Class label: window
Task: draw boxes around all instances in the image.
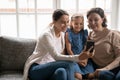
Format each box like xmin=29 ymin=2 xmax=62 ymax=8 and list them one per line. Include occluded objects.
xmin=0 ymin=0 xmax=16 ymax=37
xmin=60 ymin=0 xmax=112 ymax=30
xmin=0 ymin=0 xmax=119 ymax=39
xmin=60 ymin=0 xmax=76 ymax=13
xmin=0 ymin=15 xmax=17 ymax=37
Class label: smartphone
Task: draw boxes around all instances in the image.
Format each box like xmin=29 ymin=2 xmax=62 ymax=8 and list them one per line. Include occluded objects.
xmin=85 ymin=40 xmax=94 ymax=53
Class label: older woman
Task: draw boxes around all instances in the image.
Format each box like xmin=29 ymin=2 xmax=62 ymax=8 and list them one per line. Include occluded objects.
xmin=87 ymin=7 xmax=120 ymax=80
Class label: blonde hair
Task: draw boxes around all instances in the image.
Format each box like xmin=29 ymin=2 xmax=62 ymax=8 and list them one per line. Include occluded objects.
xmin=71 ymin=13 xmax=84 ymax=21
xmin=70 ymin=13 xmax=84 ymax=30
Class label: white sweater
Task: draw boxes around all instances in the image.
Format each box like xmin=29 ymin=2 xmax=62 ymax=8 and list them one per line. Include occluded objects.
xmin=23 ymin=26 xmax=79 ymax=80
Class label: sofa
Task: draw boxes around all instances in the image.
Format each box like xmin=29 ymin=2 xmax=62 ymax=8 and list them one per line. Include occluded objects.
xmin=0 ymin=36 xmax=98 ymax=80
xmin=0 ymin=36 xmax=36 ymax=80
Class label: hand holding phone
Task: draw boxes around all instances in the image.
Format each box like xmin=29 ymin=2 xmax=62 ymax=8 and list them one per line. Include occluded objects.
xmin=85 ymin=40 xmax=94 ymax=53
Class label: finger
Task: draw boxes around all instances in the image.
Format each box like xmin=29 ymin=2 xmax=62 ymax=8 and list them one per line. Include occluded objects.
xmin=80 ymin=63 xmax=85 ymax=67
xmin=83 ymin=45 xmax=86 ymax=51
xmin=89 ymin=50 xmax=95 ymax=58
xmin=94 ymin=71 xmax=98 ymax=77
xmin=93 ymin=49 xmax=95 ymax=53
xmin=92 ymin=50 xmax=95 ymax=56
xmin=96 ymin=70 xmax=100 ymax=77
xmin=88 ymin=46 xmax=94 ymax=52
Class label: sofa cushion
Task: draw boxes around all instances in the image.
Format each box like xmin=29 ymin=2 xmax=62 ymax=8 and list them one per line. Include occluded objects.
xmin=0 ymin=71 xmax=22 ymax=80
xmin=0 ymin=36 xmax=36 ymax=71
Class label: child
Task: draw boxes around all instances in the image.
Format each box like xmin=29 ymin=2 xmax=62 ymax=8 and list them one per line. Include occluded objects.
xmin=65 ymin=13 xmax=94 ymax=80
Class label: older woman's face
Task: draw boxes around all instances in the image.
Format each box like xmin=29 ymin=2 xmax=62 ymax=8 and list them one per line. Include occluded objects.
xmin=87 ymin=13 xmax=104 ymax=32
xmin=54 ymin=15 xmax=69 ymax=32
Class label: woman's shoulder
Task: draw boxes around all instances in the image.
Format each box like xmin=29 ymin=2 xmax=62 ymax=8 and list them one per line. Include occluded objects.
xmin=110 ymin=30 xmax=120 ymax=38
xmin=111 ymin=30 xmax=120 ymax=34
xmin=38 ymin=27 xmax=54 ymax=39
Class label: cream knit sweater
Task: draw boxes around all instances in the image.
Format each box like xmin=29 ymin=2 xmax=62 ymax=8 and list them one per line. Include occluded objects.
xmin=89 ymin=28 xmax=120 ymax=69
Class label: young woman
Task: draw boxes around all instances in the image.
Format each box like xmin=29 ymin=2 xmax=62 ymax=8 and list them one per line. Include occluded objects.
xmin=87 ymin=7 xmax=120 ymax=80
xmin=65 ymin=13 xmax=94 ymax=80
xmin=23 ymin=9 xmax=94 ymax=80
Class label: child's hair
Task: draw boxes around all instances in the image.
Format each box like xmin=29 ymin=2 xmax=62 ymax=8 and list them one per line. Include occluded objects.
xmin=70 ymin=13 xmax=84 ymax=31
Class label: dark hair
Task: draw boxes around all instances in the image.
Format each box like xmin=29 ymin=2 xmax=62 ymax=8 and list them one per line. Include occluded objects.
xmin=52 ymin=9 xmax=69 ymax=21
xmin=87 ymin=7 xmax=107 ymax=27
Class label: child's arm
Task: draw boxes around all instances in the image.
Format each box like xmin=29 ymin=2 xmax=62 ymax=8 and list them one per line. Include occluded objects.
xmin=65 ymin=32 xmax=74 ymax=55
xmin=61 ymin=49 xmax=66 ymax=55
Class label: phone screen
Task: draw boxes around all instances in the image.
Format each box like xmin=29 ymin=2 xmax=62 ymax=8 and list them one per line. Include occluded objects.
xmin=85 ymin=40 xmax=94 ymax=53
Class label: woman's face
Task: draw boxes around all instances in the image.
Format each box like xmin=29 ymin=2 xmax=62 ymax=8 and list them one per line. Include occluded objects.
xmin=87 ymin=13 xmax=104 ymax=32
xmin=71 ymin=17 xmax=83 ymax=33
xmin=54 ymin=15 xmax=69 ymax=32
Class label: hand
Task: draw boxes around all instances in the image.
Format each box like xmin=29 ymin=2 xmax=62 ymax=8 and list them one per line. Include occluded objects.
xmin=89 ymin=48 xmax=95 ymax=58
xmin=78 ymin=46 xmax=95 ymax=60
xmin=78 ymin=59 xmax=88 ymax=67
xmin=94 ymin=68 xmax=108 ymax=77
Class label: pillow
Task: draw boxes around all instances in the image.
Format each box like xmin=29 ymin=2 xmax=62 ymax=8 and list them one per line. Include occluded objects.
xmin=0 ymin=36 xmax=36 ymax=71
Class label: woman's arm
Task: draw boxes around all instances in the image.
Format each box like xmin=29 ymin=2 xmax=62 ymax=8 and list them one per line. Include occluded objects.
xmin=94 ymin=56 xmax=120 ymax=77
xmin=103 ymin=31 xmax=120 ymax=70
xmin=101 ymin=57 xmax=120 ymax=70
xmin=41 ymin=33 xmax=91 ymax=62
xmin=96 ymin=31 xmax=120 ymax=70
xmin=41 ymin=33 xmax=79 ymax=62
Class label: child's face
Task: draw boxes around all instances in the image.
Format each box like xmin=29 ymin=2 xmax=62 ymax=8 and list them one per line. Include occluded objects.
xmin=71 ymin=17 xmax=84 ymax=33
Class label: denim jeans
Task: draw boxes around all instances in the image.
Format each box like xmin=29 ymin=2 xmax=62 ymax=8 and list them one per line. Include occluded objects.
xmin=28 ymin=61 xmax=75 ymax=80
xmin=99 ymin=66 xmax=120 ymax=80
xmin=50 ymin=67 xmax=67 ymax=80
xmin=91 ymin=60 xmax=120 ymax=80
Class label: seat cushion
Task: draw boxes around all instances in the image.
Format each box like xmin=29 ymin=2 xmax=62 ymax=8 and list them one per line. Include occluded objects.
xmin=0 ymin=36 xmax=36 ymax=71
xmin=0 ymin=71 xmax=22 ymax=80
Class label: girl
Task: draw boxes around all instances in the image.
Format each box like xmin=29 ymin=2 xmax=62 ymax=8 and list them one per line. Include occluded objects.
xmin=65 ymin=13 xmax=94 ymax=80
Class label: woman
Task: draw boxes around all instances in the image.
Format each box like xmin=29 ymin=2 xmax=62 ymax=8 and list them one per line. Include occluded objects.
xmin=87 ymin=7 xmax=120 ymax=80
xmin=23 ymin=9 xmax=93 ymax=80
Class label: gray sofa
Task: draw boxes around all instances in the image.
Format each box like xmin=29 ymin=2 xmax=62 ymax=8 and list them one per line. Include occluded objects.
xmin=0 ymin=36 xmax=36 ymax=80
xmin=0 ymin=36 xmax=98 ymax=80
